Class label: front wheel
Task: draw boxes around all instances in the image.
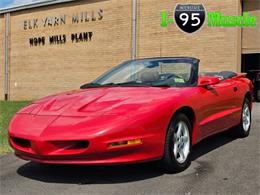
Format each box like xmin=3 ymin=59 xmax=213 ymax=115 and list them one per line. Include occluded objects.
xmin=159 ymin=113 xmax=192 ymax=173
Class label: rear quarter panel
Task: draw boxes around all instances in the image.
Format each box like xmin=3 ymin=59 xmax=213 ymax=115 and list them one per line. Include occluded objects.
xmin=233 ymin=76 xmax=253 ymax=108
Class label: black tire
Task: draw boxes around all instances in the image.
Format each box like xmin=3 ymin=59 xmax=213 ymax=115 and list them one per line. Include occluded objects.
xmin=234 ymin=98 xmax=252 ymax=138
xmin=159 ymin=113 xmax=192 ymax=173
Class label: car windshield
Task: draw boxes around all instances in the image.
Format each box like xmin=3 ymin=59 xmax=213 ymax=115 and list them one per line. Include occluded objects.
xmin=86 ymin=58 xmax=198 ymax=88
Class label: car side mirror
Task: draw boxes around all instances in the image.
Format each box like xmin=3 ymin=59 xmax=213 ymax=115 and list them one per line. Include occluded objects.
xmin=198 ymin=76 xmax=220 ymax=87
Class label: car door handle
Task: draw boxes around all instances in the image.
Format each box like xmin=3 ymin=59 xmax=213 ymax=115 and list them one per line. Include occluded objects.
xmin=233 ymin=87 xmax=238 ymax=92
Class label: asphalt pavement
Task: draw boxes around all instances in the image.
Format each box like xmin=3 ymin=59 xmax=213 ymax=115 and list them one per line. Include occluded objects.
xmin=1 ymin=103 xmax=259 ymax=195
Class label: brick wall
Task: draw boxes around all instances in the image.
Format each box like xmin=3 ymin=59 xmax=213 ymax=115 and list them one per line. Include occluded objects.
xmin=137 ymin=0 xmax=241 ymax=73
xmin=2 ymin=0 xmax=245 ymax=100
xmin=8 ymin=0 xmax=132 ymax=100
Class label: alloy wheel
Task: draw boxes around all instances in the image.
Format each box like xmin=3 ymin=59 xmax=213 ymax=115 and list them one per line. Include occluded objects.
xmin=173 ymin=121 xmax=190 ymax=164
xmin=242 ymin=103 xmax=251 ymax=132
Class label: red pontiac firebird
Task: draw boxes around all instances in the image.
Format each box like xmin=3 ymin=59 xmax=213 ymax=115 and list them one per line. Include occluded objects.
xmin=8 ymin=57 xmax=253 ymax=172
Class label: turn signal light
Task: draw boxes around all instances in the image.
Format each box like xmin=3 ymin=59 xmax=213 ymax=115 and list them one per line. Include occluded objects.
xmin=108 ymin=138 xmax=142 ymax=148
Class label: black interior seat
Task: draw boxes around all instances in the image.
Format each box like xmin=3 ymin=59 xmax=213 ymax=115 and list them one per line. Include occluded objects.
xmin=218 ymin=71 xmax=237 ymax=79
xmin=200 ymin=71 xmax=237 ymax=80
xmin=140 ymin=71 xmax=159 ymax=83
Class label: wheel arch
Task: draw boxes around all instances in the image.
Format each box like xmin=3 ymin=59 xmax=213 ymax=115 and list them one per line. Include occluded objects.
xmin=168 ymin=106 xmax=197 ymax=145
xmin=245 ymin=91 xmax=252 ymax=102
xmin=245 ymin=91 xmax=253 ymax=109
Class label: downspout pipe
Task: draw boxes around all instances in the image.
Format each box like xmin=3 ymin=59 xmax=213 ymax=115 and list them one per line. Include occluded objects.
xmin=4 ymin=12 xmax=10 ymax=101
xmin=131 ymin=0 xmax=137 ymax=60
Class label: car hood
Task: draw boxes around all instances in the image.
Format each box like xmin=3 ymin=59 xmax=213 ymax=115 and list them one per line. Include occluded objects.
xmin=18 ymin=87 xmax=186 ymax=117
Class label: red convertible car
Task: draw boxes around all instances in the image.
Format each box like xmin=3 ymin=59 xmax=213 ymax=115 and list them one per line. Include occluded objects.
xmin=8 ymin=57 xmax=253 ymax=172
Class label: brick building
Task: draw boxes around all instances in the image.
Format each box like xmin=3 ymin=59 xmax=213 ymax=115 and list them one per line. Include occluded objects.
xmin=0 ymin=0 xmax=259 ymax=100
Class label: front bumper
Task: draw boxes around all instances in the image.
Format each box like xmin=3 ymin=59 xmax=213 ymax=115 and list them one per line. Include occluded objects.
xmin=8 ymin=114 xmax=165 ymax=165
xmin=9 ymin=128 xmax=162 ymax=165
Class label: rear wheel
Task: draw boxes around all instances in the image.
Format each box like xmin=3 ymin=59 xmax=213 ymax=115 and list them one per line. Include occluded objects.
xmin=234 ymin=98 xmax=251 ymax=138
xmin=159 ymin=113 xmax=192 ymax=173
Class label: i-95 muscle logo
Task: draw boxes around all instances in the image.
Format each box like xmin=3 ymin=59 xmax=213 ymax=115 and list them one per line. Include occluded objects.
xmin=160 ymin=3 xmax=257 ymax=34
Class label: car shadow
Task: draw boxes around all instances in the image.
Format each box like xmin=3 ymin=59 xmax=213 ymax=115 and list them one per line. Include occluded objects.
xmin=190 ymin=131 xmax=237 ymax=161
xmin=17 ymin=131 xmax=237 ymax=184
xmin=17 ymin=160 xmax=164 ymax=184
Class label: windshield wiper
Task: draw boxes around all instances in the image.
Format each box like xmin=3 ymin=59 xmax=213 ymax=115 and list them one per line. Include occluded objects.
xmin=80 ymin=82 xmax=143 ymax=89
xmin=80 ymin=82 xmax=122 ymax=89
xmin=113 ymin=81 xmax=145 ymax=86
xmin=101 ymin=81 xmax=148 ymax=87
xmin=81 ymin=81 xmax=157 ymax=89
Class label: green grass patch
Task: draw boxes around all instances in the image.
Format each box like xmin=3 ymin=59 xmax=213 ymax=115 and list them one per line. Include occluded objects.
xmin=0 ymin=101 xmax=31 ymax=154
